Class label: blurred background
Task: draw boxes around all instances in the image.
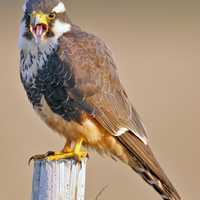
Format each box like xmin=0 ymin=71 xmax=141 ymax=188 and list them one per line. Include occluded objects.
xmin=0 ymin=0 xmax=199 ymax=199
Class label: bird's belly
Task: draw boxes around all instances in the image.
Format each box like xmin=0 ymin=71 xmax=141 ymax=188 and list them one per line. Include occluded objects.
xmin=35 ymin=97 xmax=128 ymax=162
xmin=35 ymin=96 xmax=102 ymax=143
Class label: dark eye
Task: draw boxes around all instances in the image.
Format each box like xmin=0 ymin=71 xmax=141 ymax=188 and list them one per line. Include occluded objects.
xmin=48 ymin=12 xmax=56 ymax=20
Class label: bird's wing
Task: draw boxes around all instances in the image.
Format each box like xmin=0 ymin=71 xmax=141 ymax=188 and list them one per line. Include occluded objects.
xmin=59 ymin=31 xmax=148 ymax=144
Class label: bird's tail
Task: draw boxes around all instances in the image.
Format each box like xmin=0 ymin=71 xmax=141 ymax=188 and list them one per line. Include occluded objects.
xmin=117 ymin=132 xmax=181 ymax=200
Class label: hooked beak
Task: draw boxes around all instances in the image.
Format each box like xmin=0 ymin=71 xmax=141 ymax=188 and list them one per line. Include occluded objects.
xmin=30 ymin=12 xmax=49 ymax=43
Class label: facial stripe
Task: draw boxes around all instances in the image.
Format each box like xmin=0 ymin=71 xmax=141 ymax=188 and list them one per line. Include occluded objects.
xmin=52 ymin=2 xmax=66 ymax=13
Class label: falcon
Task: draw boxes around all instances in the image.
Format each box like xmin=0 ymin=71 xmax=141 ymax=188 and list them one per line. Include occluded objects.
xmin=19 ymin=0 xmax=181 ymax=199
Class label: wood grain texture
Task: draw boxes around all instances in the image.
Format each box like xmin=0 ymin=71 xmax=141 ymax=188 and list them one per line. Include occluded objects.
xmin=32 ymin=159 xmax=87 ymax=200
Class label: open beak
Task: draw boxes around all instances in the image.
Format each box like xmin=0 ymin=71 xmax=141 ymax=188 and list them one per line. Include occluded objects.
xmin=30 ymin=12 xmax=49 ymax=43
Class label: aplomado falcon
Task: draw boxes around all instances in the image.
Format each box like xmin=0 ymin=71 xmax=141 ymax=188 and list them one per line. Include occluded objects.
xmin=19 ymin=0 xmax=181 ymax=199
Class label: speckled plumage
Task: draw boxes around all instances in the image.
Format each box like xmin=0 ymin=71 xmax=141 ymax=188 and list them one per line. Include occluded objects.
xmin=19 ymin=1 xmax=181 ymax=199
xmin=20 ymin=46 xmax=93 ymax=121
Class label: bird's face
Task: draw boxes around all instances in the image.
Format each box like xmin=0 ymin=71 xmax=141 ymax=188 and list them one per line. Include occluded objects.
xmin=19 ymin=0 xmax=71 ymax=49
xmin=29 ymin=10 xmax=54 ymax=42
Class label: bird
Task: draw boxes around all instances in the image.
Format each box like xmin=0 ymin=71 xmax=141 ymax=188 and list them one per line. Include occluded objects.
xmin=19 ymin=0 xmax=181 ymax=199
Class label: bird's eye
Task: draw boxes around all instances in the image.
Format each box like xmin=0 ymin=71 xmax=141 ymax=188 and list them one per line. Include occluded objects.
xmin=48 ymin=12 xmax=56 ymax=20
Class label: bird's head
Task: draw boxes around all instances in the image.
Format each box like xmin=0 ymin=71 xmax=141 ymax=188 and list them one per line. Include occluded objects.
xmin=19 ymin=0 xmax=71 ymax=49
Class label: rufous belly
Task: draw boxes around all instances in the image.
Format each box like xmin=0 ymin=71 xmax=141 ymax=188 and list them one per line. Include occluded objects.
xmin=35 ymin=97 xmax=128 ymax=163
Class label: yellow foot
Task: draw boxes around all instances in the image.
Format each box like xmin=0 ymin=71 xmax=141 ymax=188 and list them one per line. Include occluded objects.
xmin=47 ymin=150 xmax=88 ymax=162
xmin=29 ymin=138 xmax=87 ymax=164
xmin=28 ymin=150 xmax=88 ymax=164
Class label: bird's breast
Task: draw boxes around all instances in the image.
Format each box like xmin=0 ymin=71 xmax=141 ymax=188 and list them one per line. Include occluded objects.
xmin=20 ymin=49 xmax=85 ymax=123
xmin=36 ymin=96 xmax=128 ymax=163
xmin=35 ymin=96 xmax=102 ymax=143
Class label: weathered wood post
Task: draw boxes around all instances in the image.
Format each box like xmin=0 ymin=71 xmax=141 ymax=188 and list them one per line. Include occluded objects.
xmin=32 ymin=159 xmax=87 ymax=200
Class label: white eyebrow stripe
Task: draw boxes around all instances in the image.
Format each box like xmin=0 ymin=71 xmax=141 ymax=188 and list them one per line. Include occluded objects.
xmin=52 ymin=2 xmax=66 ymax=13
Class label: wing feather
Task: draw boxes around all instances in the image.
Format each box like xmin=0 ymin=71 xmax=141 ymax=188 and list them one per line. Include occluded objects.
xmin=60 ymin=30 xmax=148 ymax=144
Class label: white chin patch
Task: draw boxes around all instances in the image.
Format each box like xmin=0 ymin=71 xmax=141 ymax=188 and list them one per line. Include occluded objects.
xmin=52 ymin=2 xmax=66 ymax=13
xmin=52 ymin=19 xmax=71 ymax=38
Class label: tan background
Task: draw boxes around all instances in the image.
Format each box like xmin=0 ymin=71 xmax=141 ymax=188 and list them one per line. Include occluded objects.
xmin=0 ymin=0 xmax=199 ymax=199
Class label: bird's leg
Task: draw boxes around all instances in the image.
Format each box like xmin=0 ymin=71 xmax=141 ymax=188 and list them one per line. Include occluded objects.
xmin=63 ymin=143 xmax=73 ymax=153
xmin=73 ymin=138 xmax=88 ymax=161
xmin=47 ymin=138 xmax=88 ymax=162
xmin=52 ymin=142 xmax=73 ymax=155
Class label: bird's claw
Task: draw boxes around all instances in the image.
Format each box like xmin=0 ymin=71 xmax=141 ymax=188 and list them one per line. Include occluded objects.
xmin=47 ymin=150 xmax=88 ymax=162
xmin=28 ymin=138 xmax=88 ymax=164
xmin=28 ymin=151 xmax=55 ymax=165
xmin=28 ymin=150 xmax=88 ymax=165
xmin=74 ymin=151 xmax=89 ymax=162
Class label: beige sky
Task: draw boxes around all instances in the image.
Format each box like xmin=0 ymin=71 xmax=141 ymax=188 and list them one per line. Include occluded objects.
xmin=0 ymin=0 xmax=200 ymax=199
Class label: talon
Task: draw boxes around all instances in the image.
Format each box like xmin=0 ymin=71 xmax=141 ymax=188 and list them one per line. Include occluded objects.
xmin=28 ymin=157 xmax=34 ymax=166
xmin=47 ymin=152 xmax=72 ymax=161
xmin=28 ymin=151 xmax=55 ymax=165
xmin=46 ymin=150 xmax=88 ymax=162
xmin=74 ymin=151 xmax=88 ymax=162
xmin=28 ymin=138 xmax=87 ymax=164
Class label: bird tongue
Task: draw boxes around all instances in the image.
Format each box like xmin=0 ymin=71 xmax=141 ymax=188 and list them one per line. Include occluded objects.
xmin=35 ymin=25 xmax=44 ymax=37
xmin=32 ymin=24 xmax=48 ymax=43
xmin=35 ymin=24 xmax=46 ymax=37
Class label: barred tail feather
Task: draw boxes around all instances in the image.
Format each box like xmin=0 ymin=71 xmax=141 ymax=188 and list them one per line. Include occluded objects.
xmin=117 ymin=132 xmax=181 ymax=200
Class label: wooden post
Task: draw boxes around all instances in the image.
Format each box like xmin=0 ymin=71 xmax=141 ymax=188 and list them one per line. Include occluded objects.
xmin=32 ymin=159 xmax=87 ymax=200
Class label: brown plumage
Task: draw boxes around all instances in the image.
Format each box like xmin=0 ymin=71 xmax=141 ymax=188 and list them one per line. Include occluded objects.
xmin=33 ymin=26 xmax=181 ymax=200
xmin=118 ymin=133 xmax=180 ymax=200
xmin=19 ymin=1 xmax=181 ymax=199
